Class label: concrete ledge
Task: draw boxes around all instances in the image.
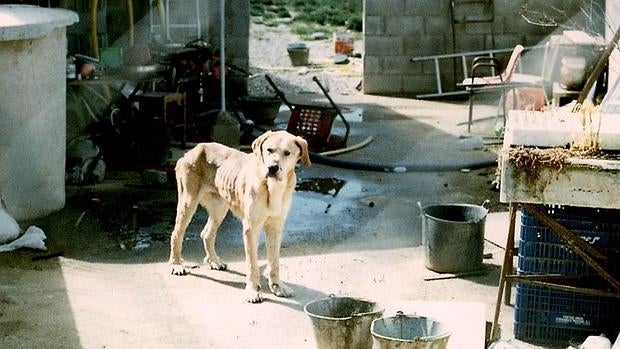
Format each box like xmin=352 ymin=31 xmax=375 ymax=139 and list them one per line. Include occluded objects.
xmin=500 ymin=156 xmax=620 ymax=209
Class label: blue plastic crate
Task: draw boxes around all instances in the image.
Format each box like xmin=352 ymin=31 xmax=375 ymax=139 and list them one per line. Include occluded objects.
xmin=519 ymin=224 xmax=613 ymax=247
xmin=517 ymin=255 xmax=599 ymax=276
xmin=514 ymin=283 xmax=620 ymax=345
xmin=517 ymin=240 xmax=620 ymax=277
xmin=519 ymin=205 xmax=620 ymax=248
xmin=518 ymin=205 xmax=620 ymax=277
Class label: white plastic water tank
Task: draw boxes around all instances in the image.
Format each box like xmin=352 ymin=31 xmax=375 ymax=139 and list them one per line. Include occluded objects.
xmin=0 ymin=5 xmax=78 ymax=220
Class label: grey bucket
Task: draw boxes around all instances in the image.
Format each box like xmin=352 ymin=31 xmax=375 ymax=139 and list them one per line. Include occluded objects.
xmin=304 ymin=295 xmax=384 ymax=349
xmin=418 ymin=200 xmax=489 ymax=273
xmin=287 ymin=42 xmax=309 ymax=66
xmin=371 ymin=311 xmax=451 ymax=349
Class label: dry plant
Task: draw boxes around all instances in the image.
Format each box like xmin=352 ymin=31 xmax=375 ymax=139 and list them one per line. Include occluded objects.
xmin=501 ymin=146 xmax=569 ymax=190
xmin=509 ymin=146 xmax=569 ymax=172
xmin=570 ymin=99 xmax=602 ymax=156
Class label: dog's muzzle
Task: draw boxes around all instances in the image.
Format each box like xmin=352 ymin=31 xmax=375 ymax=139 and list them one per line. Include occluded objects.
xmin=267 ymin=165 xmax=280 ymax=176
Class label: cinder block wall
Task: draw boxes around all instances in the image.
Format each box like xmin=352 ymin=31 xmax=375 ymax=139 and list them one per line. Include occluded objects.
xmin=363 ymin=0 xmax=606 ymax=96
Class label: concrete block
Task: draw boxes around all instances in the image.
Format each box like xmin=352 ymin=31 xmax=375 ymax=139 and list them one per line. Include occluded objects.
xmin=500 ymin=155 xmax=620 ymax=209
xmin=492 ymin=34 xmax=526 ymax=50
xmin=451 ymin=0 xmax=493 ymax=23
xmin=492 ymin=16 xmax=506 ymax=34
xmin=402 ymin=74 xmax=440 ymax=95
xmin=225 ymin=36 xmax=249 ymax=57
xmin=523 ymin=34 xmax=548 ymax=47
xmin=406 ymin=59 xmax=425 ymax=74
xmin=493 ymin=0 xmax=525 ymax=14
xmin=500 ymin=110 xmax=620 ymax=208
xmin=385 ymin=16 xmax=423 ymax=36
xmin=404 ymin=35 xmax=446 ymax=57
xmin=383 ymin=55 xmax=416 ymax=74
xmin=363 ymin=74 xmax=403 ymax=94
xmin=227 ymin=0 xmax=249 ymax=18
xmin=365 ymin=36 xmax=403 ymax=56
xmin=404 ymin=0 xmax=448 ymax=16
xmin=453 ymin=35 xmax=487 ymax=53
xmin=464 ymin=22 xmax=493 ymax=35
xmin=364 ymin=55 xmax=382 ymax=74
xmin=365 ymin=0 xmax=405 ymax=16
xmin=424 ymin=16 xmax=451 ymax=35
xmin=364 ymin=16 xmax=384 ymax=36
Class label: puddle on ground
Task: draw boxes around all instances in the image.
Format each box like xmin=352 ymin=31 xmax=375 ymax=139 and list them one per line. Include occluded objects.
xmin=84 ymin=197 xmax=180 ymax=252
xmin=296 ymin=177 xmax=347 ymax=197
xmin=81 ymin=177 xmax=360 ymax=252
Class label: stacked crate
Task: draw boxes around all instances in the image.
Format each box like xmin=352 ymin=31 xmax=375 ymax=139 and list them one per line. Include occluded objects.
xmin=514 ymin=205 xmax=620 ymax=345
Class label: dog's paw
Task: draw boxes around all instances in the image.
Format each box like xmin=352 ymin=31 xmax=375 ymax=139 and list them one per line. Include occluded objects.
xmin=244 ymin=285 xmax=263 ymax=303
xmin=269 ymin=282 xmax=294 ymax=298
xmin=203 ymin=257 xmax=227 ymax=271
xmin=170 ymin=264 xmax=187 ymax=276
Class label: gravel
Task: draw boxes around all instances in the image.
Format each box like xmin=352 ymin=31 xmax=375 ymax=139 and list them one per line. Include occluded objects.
xmin=248 ymin=22 xmax=364 ymax=97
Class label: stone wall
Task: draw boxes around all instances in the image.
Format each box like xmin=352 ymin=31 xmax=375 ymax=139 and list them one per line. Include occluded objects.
xmin=363 ymin=0 xmax=606 ymax=96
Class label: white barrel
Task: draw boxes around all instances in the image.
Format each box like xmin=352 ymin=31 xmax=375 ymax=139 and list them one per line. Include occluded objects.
xmin=0 ymin=5 xmax=78 ymax=220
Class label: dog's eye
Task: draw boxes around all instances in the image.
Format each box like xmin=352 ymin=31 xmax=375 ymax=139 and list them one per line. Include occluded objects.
xmin=283 ymin=150 xmax=291 ymax=156
xmin=266 ymin=148 xmax=275 ymax=153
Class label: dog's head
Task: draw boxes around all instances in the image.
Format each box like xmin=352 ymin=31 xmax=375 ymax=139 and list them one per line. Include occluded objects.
xmin=252 ymin=131 xmax=311 ymax=179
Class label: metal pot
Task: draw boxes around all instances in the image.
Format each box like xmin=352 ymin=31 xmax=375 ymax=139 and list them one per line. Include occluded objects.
xmin=418 ymin=200 xmax=489 ymax=273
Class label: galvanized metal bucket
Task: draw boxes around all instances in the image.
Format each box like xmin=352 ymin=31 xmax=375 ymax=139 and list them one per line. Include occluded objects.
xmin=418 ymin=200 xmax=489 ymax=273
xmin=304 ymin=295 xmax=384 ymax=349
xmin=371 ymin=311 xmax=451 ymax=349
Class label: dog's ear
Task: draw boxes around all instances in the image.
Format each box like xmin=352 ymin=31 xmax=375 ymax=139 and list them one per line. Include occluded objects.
xmin=252 ymin=131 xmax=272 ymax=157
xmin=295 ymin=136 xmax=311 ymax=167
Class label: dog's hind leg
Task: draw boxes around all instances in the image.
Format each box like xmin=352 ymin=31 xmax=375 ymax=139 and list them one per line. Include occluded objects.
xmin=169 ymin=195 xmax=199 ymax=275
xmin=264 ymin=219 xmax=294 ymax=298
xmin=169 ymin=164 xmax=201 ymax=276
xmin=200 ymin=195 xmax=228 ymax=270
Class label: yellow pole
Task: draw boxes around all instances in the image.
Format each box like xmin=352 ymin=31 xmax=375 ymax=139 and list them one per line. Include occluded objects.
xmin=127 ymin=0 xmax=134 ymax=47
xmin=156 ymin=0 xmax=166 ymax=41
xmin=89 ymin=0 xmax=99 ymax=59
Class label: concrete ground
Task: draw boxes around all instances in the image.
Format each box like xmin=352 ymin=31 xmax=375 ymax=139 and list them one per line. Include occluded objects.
xmin=0 ymin=93 xmax=558 ymax=349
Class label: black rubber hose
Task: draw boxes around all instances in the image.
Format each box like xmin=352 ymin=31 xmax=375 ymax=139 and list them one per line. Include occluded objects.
xmin=308 ymin=152 xmax=496 ymax=173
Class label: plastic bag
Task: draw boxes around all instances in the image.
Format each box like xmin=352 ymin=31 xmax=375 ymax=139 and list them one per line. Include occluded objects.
xmin=0 ymin=204 xmax=20 ymax=244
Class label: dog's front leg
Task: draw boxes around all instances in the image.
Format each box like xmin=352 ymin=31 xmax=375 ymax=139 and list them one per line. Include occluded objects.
xmin=243 ymin=222 xmax=263 ymax=303
xmin=265 ymin=220 xmax=294 ymax=298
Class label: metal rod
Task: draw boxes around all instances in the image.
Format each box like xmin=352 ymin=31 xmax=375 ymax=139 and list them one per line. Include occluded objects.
xmin=461 ymin=56 xmax=468 ymax=79
xmin=264 ymin=74 xmax=293 ymax=111
xmin=574 ymin=25 xmax=620 ymax=111
xmin=219 ymin=0 xmax=225 ymax=112
xmin=409 ymin=45 xmax=543 ymax=62
xmin=506 ymin=278 xmax=620 ymax=299
xmin=312 ymin=76 xmax=350 ymax=144
xmin=434 ymin=58 xmax=442 ymax=94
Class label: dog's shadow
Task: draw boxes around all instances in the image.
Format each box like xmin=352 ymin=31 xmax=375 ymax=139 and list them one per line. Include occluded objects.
xmin=186 ymin=264 xmax=329 ymax=312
